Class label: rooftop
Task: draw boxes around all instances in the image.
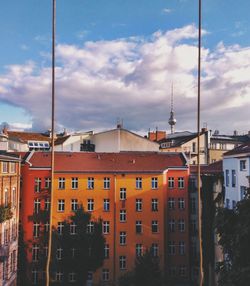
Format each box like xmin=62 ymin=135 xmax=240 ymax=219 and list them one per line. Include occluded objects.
xmin=23 ymin=151 xmax=187 ymax=172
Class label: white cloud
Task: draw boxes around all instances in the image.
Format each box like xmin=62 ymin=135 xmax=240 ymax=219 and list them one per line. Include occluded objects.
xmin=162 ymin=8 xmax=172 ymax=14
xmin=0 ymin=25 xmax=250 ymax=134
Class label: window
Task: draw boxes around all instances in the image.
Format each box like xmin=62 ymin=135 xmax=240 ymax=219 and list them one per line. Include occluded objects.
xmin=57 ymin=222 xmax=64 ymax=235
xmin=119 ymin=256 xmax=126 ymax=270
xmin=87 ymin=222 xmax=94 ymax=233
xmin=71 ymin=199 xmax=78 ymax=211
xmin=34 ymin=199 xmax=41 ymax=213
xmin=136 ymin=199 xmax=142 ymax=211
xmin=104 ymin=177 xmax=110 ymax=189
xmin=168 ymin=241 xmax=175 ymax=255
xmin=191 ymin=219 xmax=197 ymax=234
xmin=168 ymin=219 xmax=175 ymax=232
xmin=120 ymin=231 xmax=127 ymax=245
xmin=34 ymin=177 xmax=41 ymax=192
xmin=12 ymin=187 xmax=17 ymax=207
xmin=178 ymin=177 xmax=184 ymax=189
xmin=87 ymin=272 xmax=93 ymax=284
xmin=70 ymin=223 xmax=77 ymax=235
xmin=136 ymin=220 xmax=142 ymax=234
xmin=87 ymin=199 xmax=94 ymax=211
xmin=240 ymin=160 xmax=246 ymax=171
xmin=179 ymin=265 xmax=187 ymax=277
xmin=10 ymin=162 xmax=16 ymax=173
xmin=120 ymin=210 xmax=126 ymax=222
xmin=120 ymin=188 xmax=126 ymax=200
xmin=179 ymin=241 xmax=185 ymax=255
xmin=56 ymin=248 xmax=63 ymax=260
xmin=45 ymin=198 xmax=50 ymax=211
xmin=2 ymin=162 xmax=8 ymax=173
xmin=151 ymin=243 xmax=159 ymax=257
xmin=232 ymin=170 xmax=236 ymax=187
xmin=151 ymin=198 xmax=158 ymax=212
xmin=178 ymin=198 xmax=185 ymax=209
xmin=190 ymin=197 xmax=196 ymax=214
xmin=102 ymin=269 xmax=110 ymax=281
xmin=152 ymin=220 xmax=158 ymax=233
xmin=136 ymin=177 xmax=142 ymax=189
xmin=168 ymin=177 xmax=174 ymax=188
xmin=4 ymin=188 xmax=8 ymax=207
xmin=71 ymin=177 xmax=78 ymax=189
xmin=32 ymin=244 xmax=39 ymax=262
xmin=87 ymin=177 xmax=94 ymax=189
xmin=178 ymin=219 xmax=185 ymax=232
xmin=103 ymin=199 xmax=110 ymax=212
xmin=103 ymin=221 xmax=110 ymax=234
xmin=58 ymin=177 xmax=65 ymax=189
xmin=136 ymin=244 xmax=143 ymax=257
xmin=69 ymin=272 xmax=76 ymax=283
xmin=151 ymin=177 xmax=158 ymax=189
xmin=44 ymin=222 xmax=50 ymax=233
xmin=225 ymin=170 xmax=229 ymax=187
xmin=45 ymin=177 xmax=51 ymax=189
xmin=168 ymin=198 xmax=175 ymax=210
xmin=232 ymin=200 xmax=237 ymax=209
xmin=104 ymin=244 xmax=109 ymax=259
xmin=58 ymin=199 xmax=65 ymax=212
xmin=55 ymin=272 xmax=63 ymax=282
xmin=32 ymin=269 xmax=39 ymax=285
xmin=240 ymin=186 xmax=247 ymax=200
xmin=33 ymin=223 xmax=40 ymax=238
xmin=192 ymin=142 xmax=196 ymax=152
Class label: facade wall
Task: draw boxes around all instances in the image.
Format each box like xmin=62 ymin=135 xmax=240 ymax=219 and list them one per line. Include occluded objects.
xmin=0 ymin=157 xmax=20 ymax=286
xmin=223 ymin=156 xmax=250 ymax=208
xmin=20 ymin=156 xmax=190 ymax=285
xmin=161 ymin=133 xmax=209 ymax=165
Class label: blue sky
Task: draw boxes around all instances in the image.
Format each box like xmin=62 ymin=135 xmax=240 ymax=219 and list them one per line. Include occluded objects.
xmin=0 ymin=0 xmax=250 ymax=133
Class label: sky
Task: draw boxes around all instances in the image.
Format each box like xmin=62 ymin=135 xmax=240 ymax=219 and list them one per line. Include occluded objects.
xmin=0 ymin=0 xmax=250 ymax=135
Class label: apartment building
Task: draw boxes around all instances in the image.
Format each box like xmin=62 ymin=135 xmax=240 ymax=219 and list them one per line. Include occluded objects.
xmin=19 ymin=151 xmax=190 ymax=285
xmin=223 ymin=142 xmax=250 ymax=209
xmin=0 ymin=153 xmax=20 ymax=286
xmin=189 ymin=161 xmax=224 ymax=286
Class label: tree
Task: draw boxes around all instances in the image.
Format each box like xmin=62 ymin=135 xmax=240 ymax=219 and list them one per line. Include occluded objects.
xmin=119 ymin=250 xmax=163 ymax=286
xmin=51 ymin=207 xmax=105 ymax=285
xmin=215 ymin=188 xmax=250 ymax=286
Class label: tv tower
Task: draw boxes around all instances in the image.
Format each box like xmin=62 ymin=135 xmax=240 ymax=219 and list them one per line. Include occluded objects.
xmin=168 ymin=84 xmax=177 ymax=134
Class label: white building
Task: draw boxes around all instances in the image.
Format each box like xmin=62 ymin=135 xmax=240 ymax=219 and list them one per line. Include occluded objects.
xmin=223 ymin=142 xmax=250 ymax=209
xmin=55 ymin=127 xmax=160 ymax=153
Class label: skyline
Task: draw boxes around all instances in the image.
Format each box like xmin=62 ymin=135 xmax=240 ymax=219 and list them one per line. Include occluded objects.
xmin=0 ymin=0 xmax=250 ymax=134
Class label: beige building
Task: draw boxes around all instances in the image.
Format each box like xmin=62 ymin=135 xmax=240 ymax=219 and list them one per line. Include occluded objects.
xmin=158 ymin=129 xmax=210 ymax=165
xmin=0 ymin=153 xmax=20 ymax=286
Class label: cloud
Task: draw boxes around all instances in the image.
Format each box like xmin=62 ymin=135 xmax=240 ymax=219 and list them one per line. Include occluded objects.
xmin=0 ymin=25 xmax=250 ymax=134
xmin=75 ymin=30 xmax=90 ymax=40
xmin=162 ymin=8 xmax=173 ymax=14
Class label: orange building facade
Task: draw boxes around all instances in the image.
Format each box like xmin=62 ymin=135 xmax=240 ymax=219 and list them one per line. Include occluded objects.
xmin=20 ymin=151 xmax=190 ymax=285
xmin=0 ymin=153 xmax=20 ymax=286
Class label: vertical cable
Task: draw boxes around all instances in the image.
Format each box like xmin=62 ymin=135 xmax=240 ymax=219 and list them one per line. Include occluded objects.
xmin=197 ymin=0 xmax=204 ymax=285
xmin=46 ymin=0 xmax=56 ymax=285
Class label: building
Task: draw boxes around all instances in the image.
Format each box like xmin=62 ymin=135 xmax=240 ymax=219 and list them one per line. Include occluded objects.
xmin=0 ymin=152 xmax=21 ymax=286
xmin=157 ymin=129 xmax=210 ymax=165
xmin=20 ymin=151 xmax=190 ymax=285
xmin=1 ymin=127 xmax=159 ymax=153
xmin=0 ymin=129 xmax=51 ymax=152
xmin=189 ymin=161 xmax=224 ymax=286
xmin=223 ymin=142 xmax=250 ymax=209
xmin=208 ymin=130 xmax=250 ymax=164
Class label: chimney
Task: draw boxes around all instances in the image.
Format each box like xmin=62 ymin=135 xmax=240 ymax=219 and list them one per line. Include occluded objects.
xmin=233 ymin=130 xmax=238 ymax=136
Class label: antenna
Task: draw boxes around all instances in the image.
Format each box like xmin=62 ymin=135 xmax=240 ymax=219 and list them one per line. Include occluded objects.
xmin=168 ymin=83 xmax=177 ymax=134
